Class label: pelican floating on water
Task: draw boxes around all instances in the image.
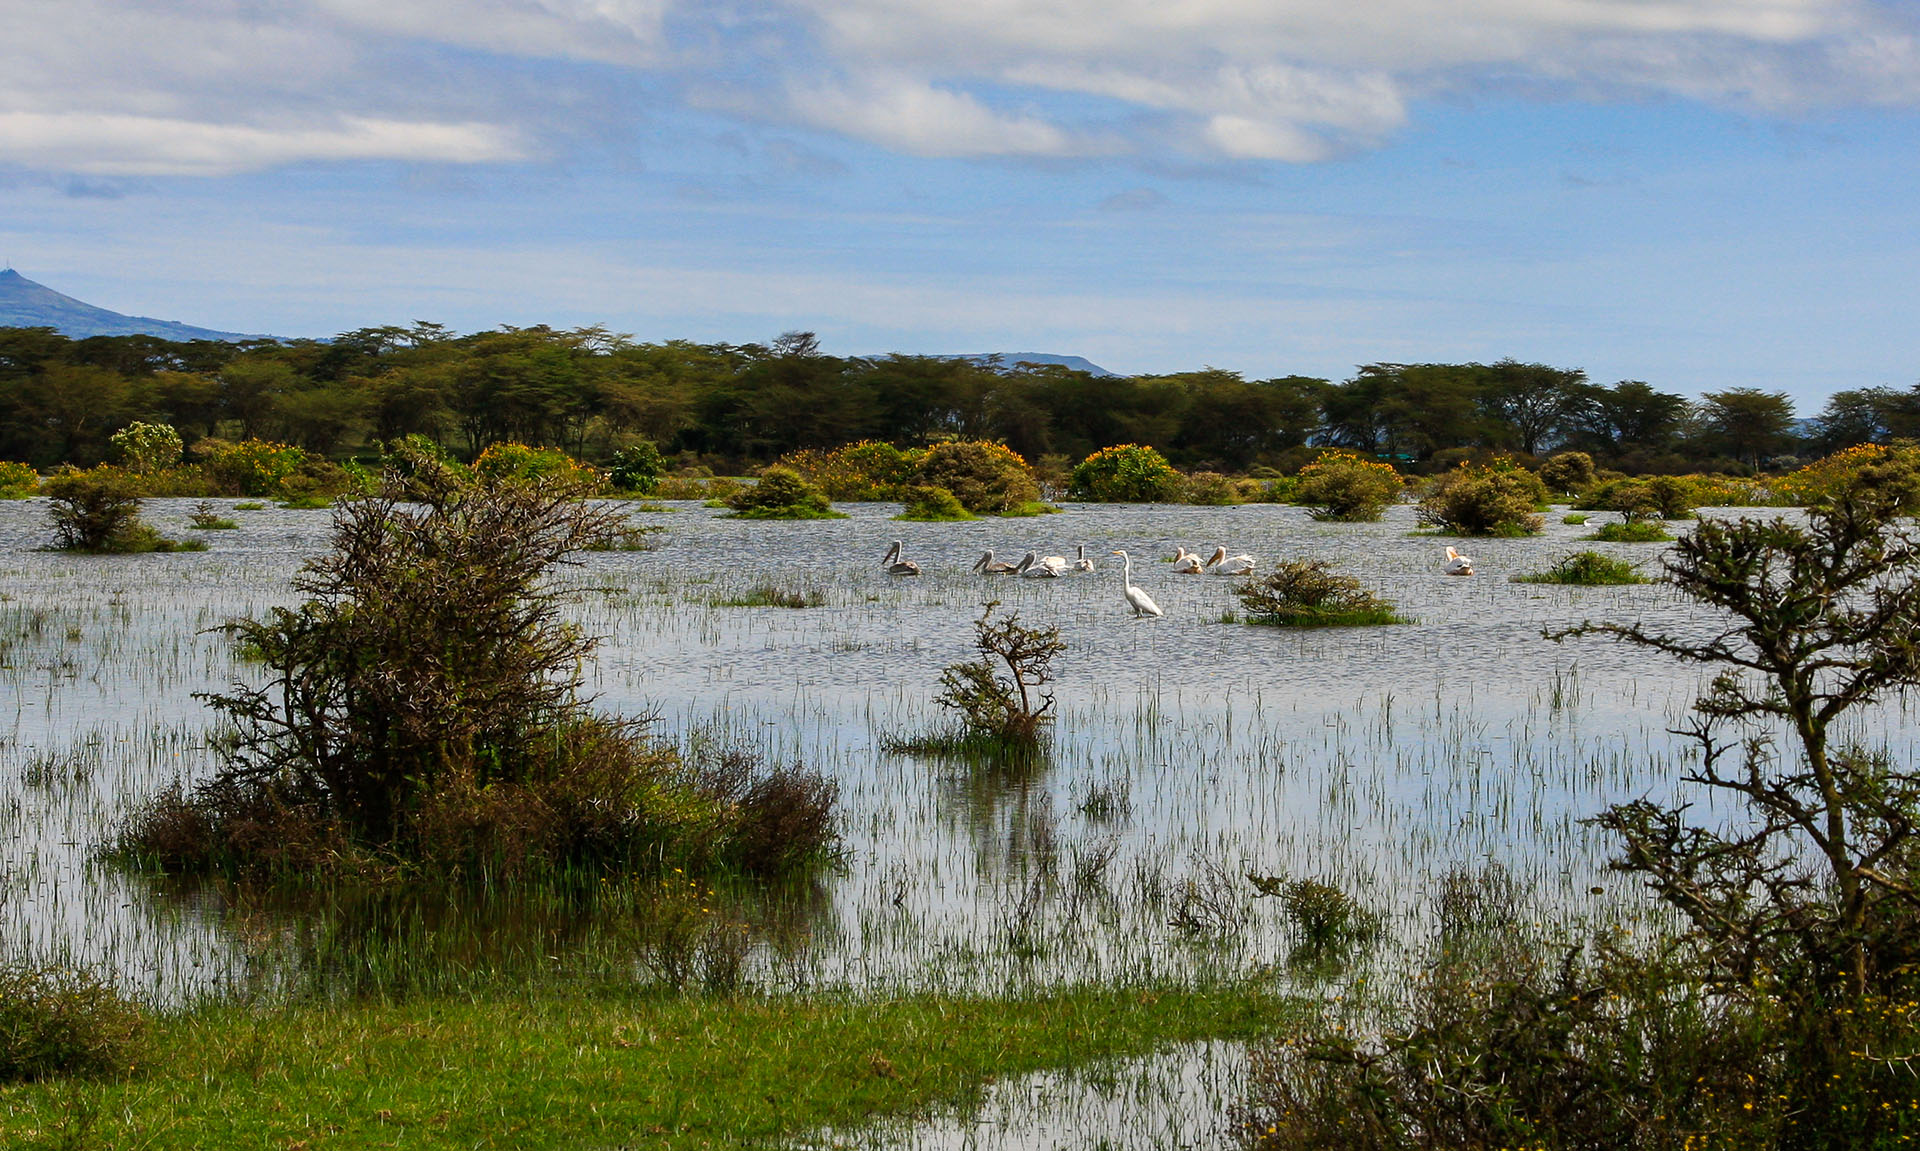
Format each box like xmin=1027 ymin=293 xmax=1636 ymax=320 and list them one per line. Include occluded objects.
xmin=1444 ymin=546 xmax=1474 ymax=576
xmin=1171 ymin=547 xmax=1204 ymax=574
xmin=972 ymin=549 xmax=1020 ymax=574
xmin=1205 ymin=546 xmax=1256 ymax=576
xmin=1071 ymin=545 xmax=1095 ymax=573
xmin=1016 ymin=550 xmax=1065 ymax=578
xmin=1111 ymin=550 xmax=1163 ymax=617
xmin=882 ymin=540 xmax=921 ymax=576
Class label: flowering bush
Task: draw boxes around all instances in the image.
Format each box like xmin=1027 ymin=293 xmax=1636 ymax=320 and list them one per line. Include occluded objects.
xmin=1069 ymin=444 xmax=1181 ymax=502
xmin=1292 ymin=451 xmax=1403 ymax=522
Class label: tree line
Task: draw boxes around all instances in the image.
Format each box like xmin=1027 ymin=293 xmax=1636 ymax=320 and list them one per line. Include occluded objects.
xmin=1 ymin=323 xmax=1909 ymax=474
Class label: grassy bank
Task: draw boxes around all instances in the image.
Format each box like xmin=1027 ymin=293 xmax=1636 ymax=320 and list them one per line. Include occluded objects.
xmin=1 ymin=985 xmax=1283 ymax=1149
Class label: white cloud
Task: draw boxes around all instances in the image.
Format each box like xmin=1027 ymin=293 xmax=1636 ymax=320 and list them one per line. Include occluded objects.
xmin=785 ymin=75 xmax=1088 ymax=156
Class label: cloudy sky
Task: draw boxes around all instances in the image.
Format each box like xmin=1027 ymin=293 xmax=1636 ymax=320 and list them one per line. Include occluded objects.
xmin=2 ymin=0 xmax=1917 ymax=408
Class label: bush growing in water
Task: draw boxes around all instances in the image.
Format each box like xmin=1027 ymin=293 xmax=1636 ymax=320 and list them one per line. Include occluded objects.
xmin=1069 ymin=444 xmax=1182 ymax=502
xmin=781 ymin=440 xmax=920 ymax=500
xmin=725 ymin=466 xmax=844 ymax=519
xmin=1587 ymin=519 xmax=1672 ymax=542
xmin=1182 ymin=471 xmax=1241 ymax=505
xmin=1576 ymin=475 xmax=1694 ymax=521
xmin=902 ymin=602 xmax=1065 ymax=750
xmin=42 ymin=467 xmax=202 ymax=553
xmin=107 ymin=420 xmax=183 ymax=475
xmin=912 ymin=440 xmax=1040 ymax=513
xmin=123 ymin=470 xmax=837 ymax=880
xmin=895 ymin=484 xmax=974 ymax=521
xmin=0 ymin=460 xmax=37 ymax=497
xmin=1511 ymin=550 xmax=1646 ymax=585
xmin=1536 ymin=450 xmax=1596 ymax=496
xmin=1291 ymin=451 xmax=1402 ymax=522
xmin=1234 ymin=560 xmax=1404 ymax=627
xmin=607 ymin=440 xmax=665 ymax=494
xmin=0 ymin=961 xmax=146 ymax=1081
xmin=1417 ymin=463 xmax=1547 ymax=536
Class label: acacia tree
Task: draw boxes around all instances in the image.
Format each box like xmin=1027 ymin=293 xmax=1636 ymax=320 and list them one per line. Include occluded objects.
xmin=1552 ymin=457 xmax=1920 ymax=1131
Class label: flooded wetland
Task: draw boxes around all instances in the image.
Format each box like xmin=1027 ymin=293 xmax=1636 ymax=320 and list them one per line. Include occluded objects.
xmin=4 ymin=494 xmax=1904 ymax=1146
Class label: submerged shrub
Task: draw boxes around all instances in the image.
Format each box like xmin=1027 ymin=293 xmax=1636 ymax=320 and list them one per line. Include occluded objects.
xmin=125 ymin=470 xmax=838 ymax=880
xmin=1182 ymin=471 xmax=1241 ymax=506
xmin=725 ymin=466 xmax=843 ymax=519
xmin=1417 ymin=463 xmax=1547 ymax=536
xmin=895 ymin=484 xmax=974 ymax=521
xmin=1537 ymin=450 xmax=1596 ymax=496
xmin=1776 ymin=441 xmax=1920 ymax=513
xmin=913 ymin=440 xmax=1040 ymax=513
xmin=1292 ymin=451 xmax=1403 ymax=522
xmin=1235 ymin=560 xmax=1404 ymax=627
xmin=1587 ymin=519 xmax=1673 ymax=542
xmin=1512 ymin=550 xmax=1648 ymax=585
xmin=922 ymin=602 xmax=1066 ymax=747
xmin=1070 ymin=444 xmax=1181 ymax=502
xmin=473 ymin=441 xmax=602 ymax=488
xmin=0 ymin=962 xmax=146 ymax=1081
xmin=1577 ymin=475 xmax=1695 ymax=521
xmin=41 ymin=467 xmax=202 ymax=553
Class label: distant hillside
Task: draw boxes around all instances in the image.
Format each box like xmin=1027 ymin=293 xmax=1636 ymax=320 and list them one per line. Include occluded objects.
xmin=950 ymin=352 xmax=1119 ymax=377
xmin=0 ymin=269 xmax=267 ymax=342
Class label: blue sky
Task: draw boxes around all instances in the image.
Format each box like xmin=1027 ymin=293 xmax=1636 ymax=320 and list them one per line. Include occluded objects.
xmin=2 ymin=0 xmax=1916 ymax=412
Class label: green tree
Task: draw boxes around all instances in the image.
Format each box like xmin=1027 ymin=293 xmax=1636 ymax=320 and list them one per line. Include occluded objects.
xmin=1697 ymin=387 xmax=1796 ymax=471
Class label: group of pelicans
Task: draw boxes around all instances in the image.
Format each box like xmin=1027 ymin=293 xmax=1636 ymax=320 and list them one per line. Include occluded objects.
xmin=879 ymin=539 xmax=1476 ymax=619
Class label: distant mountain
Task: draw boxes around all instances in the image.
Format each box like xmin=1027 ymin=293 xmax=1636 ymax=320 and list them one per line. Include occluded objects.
xmin=950 ymin=352 xmax=1119 ymax=377
xmin=0 ymin=269 xmax=267 ymax=342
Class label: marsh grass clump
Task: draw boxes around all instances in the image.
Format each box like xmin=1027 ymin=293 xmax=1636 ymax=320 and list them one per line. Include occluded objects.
xmin=713 ymin=583 xmax=828 ymax=609
xmin=725 ymin=466 xmax=846 ymax=519
xmin=119 ymin=469 xmax=838 ymax=882
xmin=0 ymin=962 xmax=146 ymax=1082
xmin=186 ymin=501 xmax=238 ymax=530
xmin=1235 ymin=560 xmax=1405 ymax=628
xmin=42 ymin=467 xmax=204 ymax=552
xmin=582 ymin=523 xmax=665 ymax=551
xmin=1272 ymin=878 xmax=1381 ymax=955
xmin=1511 ymin=551 xmax=1647 ymax=585
xmin=1586 ymin=519 xmax=1672 ymax=543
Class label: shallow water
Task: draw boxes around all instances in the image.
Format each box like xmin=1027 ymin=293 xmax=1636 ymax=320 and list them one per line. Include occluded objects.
xmin=3 ymin=495 xmax=1911 ymax=1007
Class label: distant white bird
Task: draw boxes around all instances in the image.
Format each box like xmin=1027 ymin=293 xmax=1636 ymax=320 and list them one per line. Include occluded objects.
xmin=1171 ymin=547 xmax=1204 ymax=574
xmin=972 ymin=549 xmax=1020 ymax=574
xmin=1444 ymin=546 xmax=1475 ymax=576
xmin=1071 ymin=544 xmax=1095 ymax=573
xmin=1205 ymin=546 xmax=1256 ymax=576
xmin=882 ymin=540 xmax=921 ymax=576
xmin=1016 ymin=550 xmax=1064 ymax=578
xmin=1111 ymin=550 xmax=1163 ymax=617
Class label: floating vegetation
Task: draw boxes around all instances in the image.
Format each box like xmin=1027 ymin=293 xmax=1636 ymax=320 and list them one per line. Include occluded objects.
xmin=1586 ymin=520 xmax=1673 ymax=542
xmin=1511 ymin=551 xmax=1648 ymax=585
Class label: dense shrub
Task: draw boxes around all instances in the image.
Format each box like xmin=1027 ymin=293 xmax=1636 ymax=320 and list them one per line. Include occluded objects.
xmin=912 ymin=440 xmax=1040 ymax=513
xmin=781 ymin=440 xmax=920 ymax=500
xmin=0 ymin=962 xmax=146 ymax=1082
xmin=108 ymin=421 xmax=183 ymax=475
xmin=1536 ymin=450 xmax=1595 ymax=496
xmin=0 ymin=460 xmax=37 ymax=497
xmin=473 ymin=441 xmax=603 ymax=488
xmin=41 ymin=467 xmax=202 ymax=553
xmin=1587 ymin=520 xmax=1673 ymax=542
xmin=1775 ymin=442 xmax=1920 ymax=513
xmin=193 ymin=437 xmax=353 ymax=499
xmin=1069 ymin=444 xmax=1182 ymax=502
xmin=1417 ymin=463 xmax=1547 ymax=536
xmin=1235 ymin=560 xmax=1404 ymax=627
xmin=125 ymin=470 xmax=839 ymax=880
xmin=1182 ymin=471 xmax=1241 ymax=505
xmin=607 ymin=440 xmax=665 ymax=494
xmin=1511 ymin=550 xmax=1647 ymax=584
xmin=1577 ymin=475 xmax=1695 ymax=520
xmin=895 ymin=484 xmax=974 ymax=521
xmin=725 ymin=465 xmax=843 ymax=519
xmin=1292 ymin=451 xmax=1402 ymax=521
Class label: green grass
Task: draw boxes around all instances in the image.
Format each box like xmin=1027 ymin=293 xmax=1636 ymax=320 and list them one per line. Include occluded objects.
xmin=233 ymin=501 xmax=267 ymax=510
xmin=1512 ymin=551 xmax=1649 ymax=585
xmin=722 ymin=506 xmax=849 ymax=520
xmin=0 ymin=986 xmax=1282 ymax=1149
xmin=994 ymin=501 xmax=1063 ymax=517
xmin=1561 ymin=513 xmax=1589 ymax=525
xmin=276 ymin=494 xmax=333 ymax=510
xmin=712 ymin=584 xmax=828 ymax=608
xmin=1243 ymin=607 xmax=1408 ymax=628
xmin=1586 ymin=520 xmax=1673 ymax=543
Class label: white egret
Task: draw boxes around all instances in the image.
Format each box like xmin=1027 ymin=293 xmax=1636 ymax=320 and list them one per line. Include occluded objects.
xmin=972 ymin=549 xmax=1020 ymax=574
xmin=1110 ymin=550 xmax=1163 ymax=617
xmin=1205 ymin=546 xmax=1256 ymax=576
xmin=882 ymin=540 xmax=921 ymax=576
xmin=1444 ymin=546 xmax=1474 ymax=576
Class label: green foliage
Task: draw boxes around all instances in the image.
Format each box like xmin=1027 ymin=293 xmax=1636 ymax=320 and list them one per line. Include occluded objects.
xmin=1235 ymin=560 xmax=1405 ymax=627
xmin=1560 ymin=512 xmax=1589 ymax=524
xmin=933 ymin=602 xmax=1066 ymax=746
xmin=0 ymin=962 xmax=145 ymax=1082
xmin=1512 ymin=551 xmax=1647 ymax=585
xmin=1536 ymin=450 xmax=1596 ymax=495
xmin=41 ymin=467 xmax=202 ymax=553
xmin=1576 ymin=475 xmax=1695 ymax=520
xmin=781 ymin=439 xmax=920 ymax=500
xmin=129 ymin=470 xmax=838 ymax=880
xmin=912 ymin=440 xmax=1040 ymax=513
xmin=472 ymin=441 xmax=602 ymax=488
xmin=193 ymin=437 xmax=329 ymax=498
xmin=1775 ymin=441 xmax=1920 ymax=513
xmin=1267 ymin=877 xmax=1381 ymax=955
xmin=711 ymin=583 xmax=828 ymax=608
xmin=0 ymin=460 xmax=36 ymax=497
xmin=1587 ymin=519 xmax=1672 ymax=542
xmin=724 ymin=466 xmax=844 ymax=519
xmin=1182 ymin=471 xmax=1241 ymax=505
xmin=186 ymin=501 xmax=238 ymax=530
xmin=1069 ymin=444 xmax=1182 ymax=502
xmin=107 ymin=421 xmax=183 ymax=475
xmin=1292 ymin=451 xmax=1402 ymax=522
xmin=894 ymin=484 xmax=975 ymax=521
xmin=1417 ymin=463 xmax=1547 ymax=536
xmin=607 ymin=440 xmax=665 ymax=494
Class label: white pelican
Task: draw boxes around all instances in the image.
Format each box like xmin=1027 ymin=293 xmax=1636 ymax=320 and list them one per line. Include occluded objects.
xmin=1111 ymin=550 xmax=1163 ymax=617
xmin=1444 ymin=546 xmax=1474 ymax=576
xmin=1205 ymin=546 xmax=1256 ymax=576
xmin=1016 ymin=550 xmax=1064 ymax=578
xmin=882 ymin=540 xmax=921 ymax=576
xmin=1071 ymin=545 xmax=1095 ymax=573
xmin=972 ymin=549 xmax=1020 ymax=574
xmin=1171 ymin=547 xmax=1204 ymax=574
